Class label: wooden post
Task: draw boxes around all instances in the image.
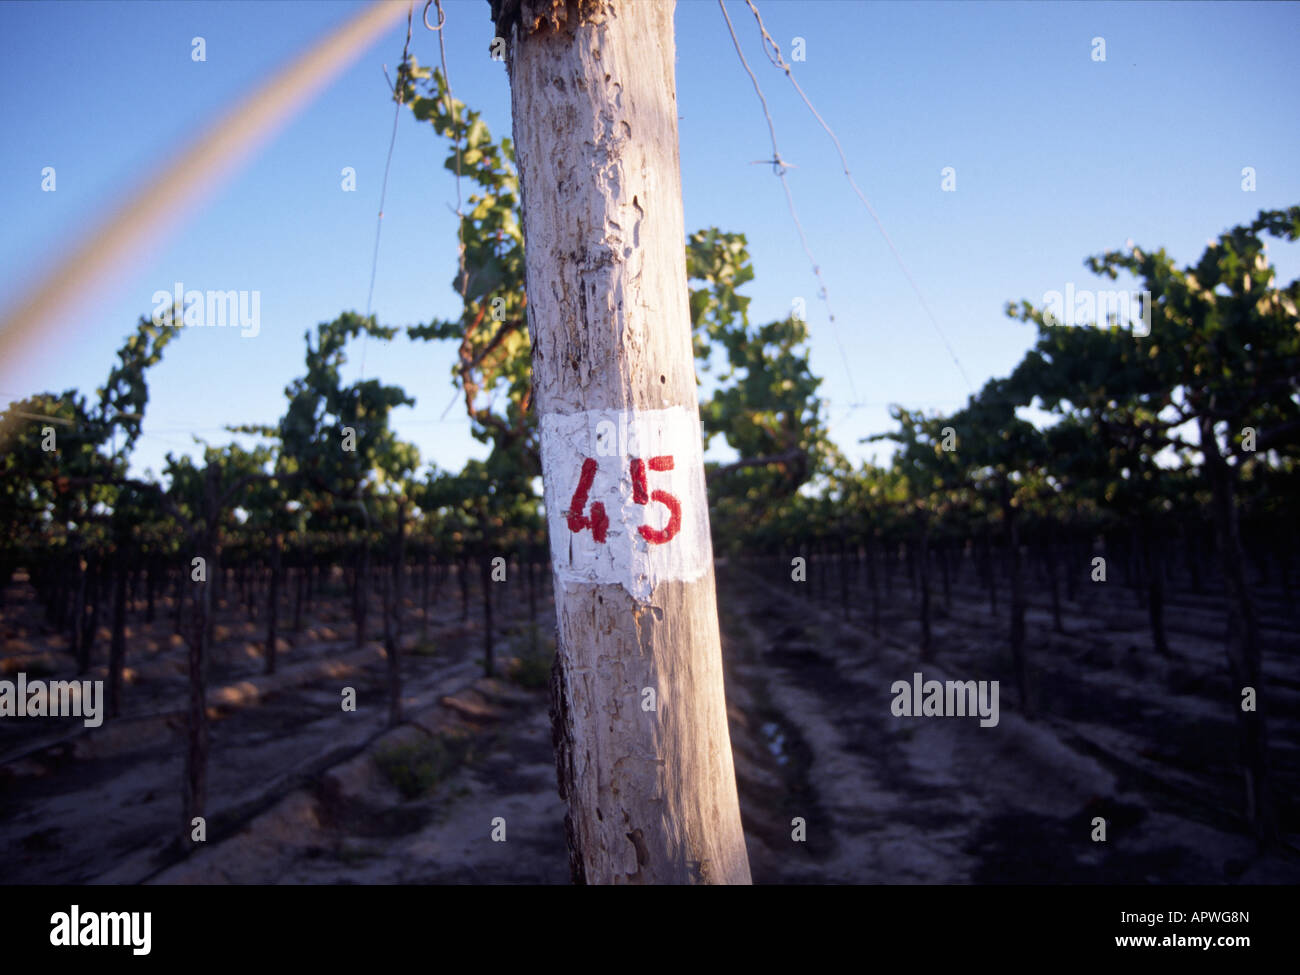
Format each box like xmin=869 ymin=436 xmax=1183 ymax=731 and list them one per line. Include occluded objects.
xmin=495 ymin=0 xmax=751 ymax=883
xmin=265 ymin=530 xmax=282 ymax=675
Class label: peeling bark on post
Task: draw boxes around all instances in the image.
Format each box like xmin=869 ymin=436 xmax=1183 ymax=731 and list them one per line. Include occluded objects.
xmin=496 ymin=0 xmax=751 ymax=884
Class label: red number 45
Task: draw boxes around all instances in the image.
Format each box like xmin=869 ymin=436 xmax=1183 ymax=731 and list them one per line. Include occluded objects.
xmin=565 ymin=455 xmax=681 ymax=545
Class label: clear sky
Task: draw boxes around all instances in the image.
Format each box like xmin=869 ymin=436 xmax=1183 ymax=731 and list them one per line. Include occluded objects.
xmin=2 ymin=0 xmax=1298 ymax=482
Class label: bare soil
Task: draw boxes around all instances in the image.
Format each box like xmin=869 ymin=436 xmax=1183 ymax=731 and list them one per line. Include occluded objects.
xmin=2 ymin=556 xmax=1297 ymax=884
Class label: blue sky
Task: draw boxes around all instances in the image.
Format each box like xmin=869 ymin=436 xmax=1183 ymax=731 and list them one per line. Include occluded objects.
xmin=2 ymin=0 xmax=1297 ymax=482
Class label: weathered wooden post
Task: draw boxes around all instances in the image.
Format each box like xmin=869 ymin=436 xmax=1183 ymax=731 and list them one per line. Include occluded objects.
xmin=493 ymin=0 xmax=752 ymax=883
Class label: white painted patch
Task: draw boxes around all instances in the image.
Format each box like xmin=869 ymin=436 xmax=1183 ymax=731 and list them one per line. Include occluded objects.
xmin=540 ymin=406 xmax=712 ymax=601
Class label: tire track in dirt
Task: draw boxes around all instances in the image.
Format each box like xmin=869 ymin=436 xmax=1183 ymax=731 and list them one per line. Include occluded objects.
xmin=715 ymin=561 xmax=1296 ymax=883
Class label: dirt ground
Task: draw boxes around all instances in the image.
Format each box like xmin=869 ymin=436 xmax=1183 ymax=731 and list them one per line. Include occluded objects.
xmin=1 ymin=556 xmax=1297 ymax=884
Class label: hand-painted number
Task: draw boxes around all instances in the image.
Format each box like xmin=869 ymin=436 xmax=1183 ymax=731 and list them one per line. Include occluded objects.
xmin=565 ymin=455 xmax=682 ymax=546
xmin=565 ymin=457 xmax=609 ymax=543
xmin=630 ymin=455 xmax=681 ymax=545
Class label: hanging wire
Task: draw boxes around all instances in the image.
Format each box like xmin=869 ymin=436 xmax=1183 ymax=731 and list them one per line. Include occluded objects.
xmin=740 ymin=0 xmax=973 ymax=394
xmin=718 ymin=0 xmax=859 ymax=408
xmin=434 ymin=0 xmax=470 ymax=307
xmin=422 ymin=0 xmax=473 ymax=422
xmin=360 ymin=2 xmax=417 ymax=382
